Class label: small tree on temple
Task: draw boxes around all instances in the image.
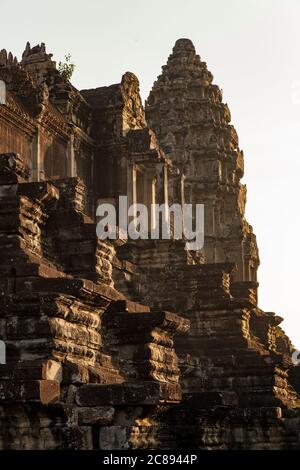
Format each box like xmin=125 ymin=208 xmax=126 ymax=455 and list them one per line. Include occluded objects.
xmin=58 ymin=53 xmax=75 ymax=81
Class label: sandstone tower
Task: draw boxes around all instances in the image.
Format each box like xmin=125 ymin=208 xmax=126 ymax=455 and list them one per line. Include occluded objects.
xmin=146 ymin=39 xmax=259 ymax=283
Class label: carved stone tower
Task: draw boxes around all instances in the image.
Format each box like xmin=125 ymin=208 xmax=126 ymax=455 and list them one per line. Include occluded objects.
xmin=146 ymin=39 xmax=259 ymax=282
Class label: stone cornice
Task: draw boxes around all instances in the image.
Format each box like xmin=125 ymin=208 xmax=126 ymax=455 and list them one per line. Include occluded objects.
xmin=0 ymin=92 xmax=35 ymax=135
xmin=39 ymin=107 xmax=71 ymax=140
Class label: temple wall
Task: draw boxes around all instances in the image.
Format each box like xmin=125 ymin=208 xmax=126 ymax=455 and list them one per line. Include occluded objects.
xmin=0 ymin=116 xmax=32 ymax=167
xmin=41 ymin=131 xmax=68 ymax=180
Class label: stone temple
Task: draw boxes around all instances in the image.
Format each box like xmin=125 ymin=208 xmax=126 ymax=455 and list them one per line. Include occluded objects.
xmin=0 ymin=38 xmax=300 ymax=449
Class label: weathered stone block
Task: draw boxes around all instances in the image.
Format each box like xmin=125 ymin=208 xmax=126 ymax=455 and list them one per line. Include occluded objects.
xmin=75 ymin=384 xmax=125 ymax=406
xmin=0 ymin=379 xmax=60 ymax=404
xmin=77 ymin=406 xmax=115 ymax=425
xmin=99 ymin=425 xmax=131 ymax=450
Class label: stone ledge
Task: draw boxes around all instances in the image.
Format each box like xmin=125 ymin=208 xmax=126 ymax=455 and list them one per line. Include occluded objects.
xmin=107 ymin=299 xmax=150 ymax=314
xmin=77 ymin=406 xmax=115 ymax=425
xmin=0 ymin=379 xmax=60 ymax=404
xmin=75 ymin=382 xmax=182 ymax=407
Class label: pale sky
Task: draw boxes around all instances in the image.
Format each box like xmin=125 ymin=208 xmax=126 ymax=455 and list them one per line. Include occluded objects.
xmin=1 ymin=0 xmax=300 ymax=345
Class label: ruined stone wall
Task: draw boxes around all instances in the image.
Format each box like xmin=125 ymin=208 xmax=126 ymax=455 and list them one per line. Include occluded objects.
xmin=1 ymin=39 xmax=300 ymax=451
xmin=0 ymin=152 xmax=188 ymax=449
xmin=0 ymin=95 xmax=32 ymax=166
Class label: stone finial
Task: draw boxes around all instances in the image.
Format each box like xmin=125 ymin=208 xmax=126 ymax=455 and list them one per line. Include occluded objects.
xmin=0 ymin=49 xmax=7 ymax=66
xmin=172 ymin=38 xmax=196 ymax=55
xmin=22 ymin=41 xmax=31 ymax=59
xmin=21 ymin=42 xmax=55 ymax=67
xmin=20 ymin=42 xmax=56 ymax=84
xmin=121 ymin=71 xmax=140 ymax=89
xmin=120 ymin=71 xmax=146 ymax=132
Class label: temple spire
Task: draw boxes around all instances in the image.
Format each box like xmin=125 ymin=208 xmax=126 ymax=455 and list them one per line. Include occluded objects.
xmin=146 ymin=39 xmax=259 ymax=282
xmin=172 ymin=38 xmax=196 ymax=54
